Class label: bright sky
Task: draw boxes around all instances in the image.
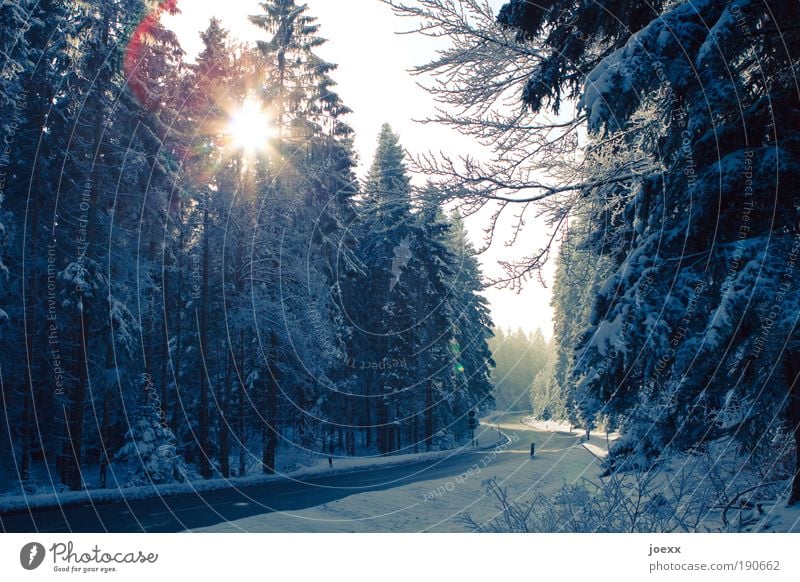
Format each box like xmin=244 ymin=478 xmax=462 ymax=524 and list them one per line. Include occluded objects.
xmin=163 ymin=0 xmax=556 ymax=338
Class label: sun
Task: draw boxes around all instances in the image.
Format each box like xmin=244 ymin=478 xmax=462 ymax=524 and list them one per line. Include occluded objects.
xmin=228 ymin=99 xmax=274 ymax=153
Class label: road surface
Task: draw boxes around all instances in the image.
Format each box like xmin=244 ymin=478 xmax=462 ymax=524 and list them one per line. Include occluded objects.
xmin=1 ymin=414 xmax=600 ymax=532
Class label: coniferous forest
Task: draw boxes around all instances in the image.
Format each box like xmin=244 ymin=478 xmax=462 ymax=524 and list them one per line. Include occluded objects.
xmin=0 ymin=0 xmax=493 ymax=494
xmin=2 ymin=0 xmax=800 ymax=536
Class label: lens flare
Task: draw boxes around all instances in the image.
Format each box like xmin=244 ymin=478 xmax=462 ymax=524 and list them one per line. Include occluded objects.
xmin=124 ymin=1 xmax=180 ymax=109
xmin=450 ymin=339 xmax=465 ymax=374
xmin=228 ymin=99 xmax=275 ymax=154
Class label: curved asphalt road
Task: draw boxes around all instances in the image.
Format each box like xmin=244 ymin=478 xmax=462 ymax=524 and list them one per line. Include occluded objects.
xmin=0 ymin=414 xmax=584 ymax=533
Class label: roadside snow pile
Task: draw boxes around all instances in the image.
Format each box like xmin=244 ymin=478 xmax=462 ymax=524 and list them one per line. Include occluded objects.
xmin=581 ymin=442 xmax=609 ymax=459
xmin=521 ymin=417 xmax=576 ymax=433
xmin=521 ymin=416 xmax=620 ymax=441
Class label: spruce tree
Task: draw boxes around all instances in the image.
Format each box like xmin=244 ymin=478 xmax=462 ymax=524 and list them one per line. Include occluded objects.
xmin=501 ymin=0 xmax=800 ymax=499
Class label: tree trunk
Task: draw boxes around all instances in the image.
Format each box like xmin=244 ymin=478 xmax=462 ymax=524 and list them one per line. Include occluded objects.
xmin=98 ymin=386 xmax=111 ymax=488
xmin=364 ymin=376 xmax=373 ymax=449
xmin=20 ymin=386 xmax=31 ymax=481
xmin=67 ymin=308 xmax=88 ymax=491
xmin=262 ymin=332 xmax=279 ymax=474
xmin=160 ymin=308 xmax=169 ymax=427
xmin=345 ymin=398 xmax=355 ymax=456
xmin=425 ymin=380 xmax=434 ymax=451
xmin=238 ymin=329 xmax=246 ymax=476
xmin=146 ymin=239 xmax=158 ymax=379
xmin=219 ymin=350 xmax=231 ymax=478
xmin=376 ymin=396 xmax=387 ymax=455
xmin=64 ymin=4 xmax=111 ymax=492
xmin=198 ymin=195 xmax=211 ymax=479
xmin=20 ymin=152 xmax=45 ymax=483
xmin=787 ymin=351 xmax=800 ymax=505
xmin=412 ymin=414 xmax=419 ymax=453
xmin=172 ymin=228 xmax=184 ymax=431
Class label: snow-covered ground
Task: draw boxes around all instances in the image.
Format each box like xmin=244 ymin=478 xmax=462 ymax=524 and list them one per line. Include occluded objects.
xmin=520 ymin=417 xmax=800 ymax=533
xmin=189 ymin=415 xmax=800 ymax=533
xmin=745 ymin=502 xmax=800 ymax=532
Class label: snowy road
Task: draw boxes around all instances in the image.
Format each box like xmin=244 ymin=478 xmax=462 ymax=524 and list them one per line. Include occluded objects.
xmin=1 ymin=414 xmax=605 ymax=532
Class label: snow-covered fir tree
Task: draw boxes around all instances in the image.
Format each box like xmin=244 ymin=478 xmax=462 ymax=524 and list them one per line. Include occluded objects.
xmin=499 ymin=0 xmax=800 ymax=500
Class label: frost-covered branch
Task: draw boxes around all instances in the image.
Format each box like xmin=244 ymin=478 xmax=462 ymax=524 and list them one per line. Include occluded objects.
xmin=384 ymin=0 xmax=656 ymax=283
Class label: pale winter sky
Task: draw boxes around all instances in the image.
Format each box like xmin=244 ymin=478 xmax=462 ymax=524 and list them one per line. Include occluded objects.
xmin=163 ymin=0 xmax=556 ymax=338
